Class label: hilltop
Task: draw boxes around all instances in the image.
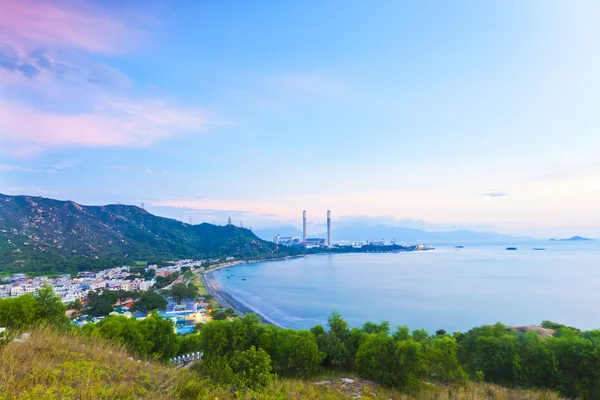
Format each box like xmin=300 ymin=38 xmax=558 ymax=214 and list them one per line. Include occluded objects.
xmin=0 ymin=194 xmax=282 ymax=275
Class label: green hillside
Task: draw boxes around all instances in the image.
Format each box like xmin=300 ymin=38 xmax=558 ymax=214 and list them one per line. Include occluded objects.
xmin=0 ymin=194 xmax=283 ymax=275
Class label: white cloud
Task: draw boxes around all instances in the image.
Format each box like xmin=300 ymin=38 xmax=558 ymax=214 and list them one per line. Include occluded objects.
xmin=0 ymin=164 xmax=56 ymax=173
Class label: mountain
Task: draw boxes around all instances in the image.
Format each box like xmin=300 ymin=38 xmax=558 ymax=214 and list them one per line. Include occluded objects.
xmin=0 ymin=194 xmax=281 ymax=275
xmin=327 ymin=223 xmax=525 ymax=243
xmin=255 ymin=222 xmax=527 ymax=243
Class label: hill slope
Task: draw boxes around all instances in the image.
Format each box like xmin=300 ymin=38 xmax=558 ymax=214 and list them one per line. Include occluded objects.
xmin=0 ymin=194 xmax=279 ymax=275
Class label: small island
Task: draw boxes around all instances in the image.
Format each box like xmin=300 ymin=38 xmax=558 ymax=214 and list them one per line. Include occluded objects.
xmin=549 ymin=236 xmax=594 ymax=241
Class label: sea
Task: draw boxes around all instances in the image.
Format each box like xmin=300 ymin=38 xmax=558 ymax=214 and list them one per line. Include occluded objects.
xmin=213 ymin=241 xmax=600 ymax=333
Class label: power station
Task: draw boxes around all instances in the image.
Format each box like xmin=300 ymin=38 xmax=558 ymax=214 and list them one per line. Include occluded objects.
xmin=274 ymin=210 xmax=332 ymax=248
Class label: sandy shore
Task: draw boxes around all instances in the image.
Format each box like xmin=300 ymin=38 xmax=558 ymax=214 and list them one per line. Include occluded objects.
xmin=200 ymin=258 xmax=296 ymax=328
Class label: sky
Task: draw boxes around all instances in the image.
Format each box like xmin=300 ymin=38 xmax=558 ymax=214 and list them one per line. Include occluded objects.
xmin=1 ymin=0 xmax=600 ymax=238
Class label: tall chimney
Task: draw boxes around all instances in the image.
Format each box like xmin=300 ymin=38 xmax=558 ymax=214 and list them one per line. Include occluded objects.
xmin=302 ymin=210 xmax=307 ymax=242
xmin=327 ymin=210 xmax=332 ymax=248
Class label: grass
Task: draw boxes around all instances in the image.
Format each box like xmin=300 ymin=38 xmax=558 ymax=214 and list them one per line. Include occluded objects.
xmin=190 ymin=272 xmax=208 ymax=296
xmin=0 ymin=326 xmax=191 ymax=399
xmin=0 ymin=327 xmax=564 ymax=400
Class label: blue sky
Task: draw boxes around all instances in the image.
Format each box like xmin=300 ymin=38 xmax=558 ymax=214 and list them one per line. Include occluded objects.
xmin=1 ymin=0 xmax=600 ymax=237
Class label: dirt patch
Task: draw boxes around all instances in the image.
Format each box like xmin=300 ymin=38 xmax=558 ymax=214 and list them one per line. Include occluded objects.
xmin=314 ymin=377 xmax=379 ymax=399
xmin=507 ymin=325 xmax=555 ymax=337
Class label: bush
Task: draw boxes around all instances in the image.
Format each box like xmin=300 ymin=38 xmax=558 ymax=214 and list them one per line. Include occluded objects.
xmin=230 ymin=346 xmax=275 ymax=391
xmin=202 ymin=347 xmax=275 ymax=391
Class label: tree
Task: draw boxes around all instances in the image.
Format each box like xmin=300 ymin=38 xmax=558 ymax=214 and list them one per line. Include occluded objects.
xmin=0 ymin=295 xmax=38 ymax=328
xmin=265 ymin=328 xmax=324 ymax=377
xmin=212 ymin=307 xmax=235 ymax=321
xmin=135 ymin=291 xmax=167 ymax=313
xmin=423 ymin=335 xmax=467 ymax=384
xmin=34 ymin=286 xmax=69 ymax=327
xmin=363 ymin=321 xmax=391 ymax=335
xmin=170 ymin=283 xmax=197 ymax=304
xmin=199 ymin=320 xmax=232 ymax=359
xmin=86 ymin=289 xmax=118 ymax=317
xmin=317 ymin=312 xmax=350 ymax=368
xmin=0 ymin=287 xmax=69 ymax=329
xmin=179 ymin=333 xmax=203 ymax=355
xmin=412 ymin=328 xmax=430 ymax=343
xmin=355 ymin=333 xmax=397 ymax=386
xmin=69 ymin=299 xmax=83 ymax=311
xmin=139 ymin=313 xmax=180 ymax=359
xmin=229 ymin=346 xmax=275 ymax=391
xmin=457 ymin=323 xmax=517 ymax=384
xmin=230 ymin=314 xmax=263 ymax=352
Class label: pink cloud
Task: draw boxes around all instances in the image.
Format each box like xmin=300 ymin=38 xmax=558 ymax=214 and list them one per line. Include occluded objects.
xmin=0 ymin=0 xmax=144 ymax=53
xmin=0 ymin=99 xmax=206 ymax=156
xmin=0 ymin=1 xmax=209 ymax=157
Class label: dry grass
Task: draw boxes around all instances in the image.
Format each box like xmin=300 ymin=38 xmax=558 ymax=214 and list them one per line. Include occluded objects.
xmin=245 ymin=376 xmax=564 ymax=400
xmin=0 ymin=326 xmax=190 ymax=399
xmin=0 ymin=327 xmax=564 ymax=400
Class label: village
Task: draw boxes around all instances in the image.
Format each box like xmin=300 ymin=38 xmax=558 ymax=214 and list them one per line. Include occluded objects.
xmin=0 ymin=257 xmax=237 ymax=334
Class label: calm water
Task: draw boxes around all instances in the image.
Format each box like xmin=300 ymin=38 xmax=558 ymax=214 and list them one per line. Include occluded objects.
xmin=214 ymin=242 xmax=600 ymax=333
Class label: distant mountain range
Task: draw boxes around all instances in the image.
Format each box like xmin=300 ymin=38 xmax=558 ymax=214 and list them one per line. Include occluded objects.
xmin=255 ymin=223 xmax=529 ymax=243
xmin=0 ymin=194 xmax=281 ymax=275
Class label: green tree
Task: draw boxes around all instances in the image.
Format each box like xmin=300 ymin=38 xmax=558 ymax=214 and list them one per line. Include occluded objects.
xmin=362 ymin=321 xmax=390 ymax=335
xmin=229 ymin=346 xmax=275 ymax=391
xmin=179 ymin=333 xmax=203 ymax=355
xmin=0 ymin=295 xmax=38 ymax=328
xmin=210 ymin=307 xmax=235 ymax=321
xmin=34 ymin=286 xmax=69 ymax=327
xmin=86 ymin=289 xmax=118 ymax=317
xmin=423 ymin=335 xmax=467 ymax=384
xmin=230 ymin=314 xmax=263 ymax=352
xmin=135 ymin=291 xmax=167 ymax=313
xmin=412 ymin=328 xmax=430 ymax=343
xmin=198 ymin=320 xmax=232 ymax=359
xmin=355 ymin=333 xmax=398 ymax=387
xmin=139 ymin=313 xmax=180 ymax=360
xmin=457 ymin=323 xmax=517 ymax=384
xmin=318 ymin=312 xmax=350 ymax=368
xmin=264 ymin=328 xmax=324 ymax=377
xmin=94 ymin=315 xmax=150 ymax=356
xmin=170 ymin=282 xmax=197 ymax=304
xmin=68 ymin=299 xmax=83 ymax=311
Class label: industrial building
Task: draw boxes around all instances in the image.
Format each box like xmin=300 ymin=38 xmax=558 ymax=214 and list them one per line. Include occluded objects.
xmin=273 ymin=210 xmax=332 ymax=248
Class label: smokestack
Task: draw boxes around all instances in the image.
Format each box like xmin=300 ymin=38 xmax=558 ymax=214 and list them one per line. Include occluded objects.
xmin=302 ymin=210 xmax=307 ymax=242
xmin=327 ymin=210 xmax=332 ymax=248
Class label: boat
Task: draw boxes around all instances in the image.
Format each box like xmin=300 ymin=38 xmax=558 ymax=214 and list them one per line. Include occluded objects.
xmin=242 ymin=278 xmax=246 ymax=281
xmin=506 ymin=247 xmax=518 ymax=251
xmin=533 ymin=248 xmax=546 ymax=251
xmin=455 ymin=245 xmax=465 ymax=249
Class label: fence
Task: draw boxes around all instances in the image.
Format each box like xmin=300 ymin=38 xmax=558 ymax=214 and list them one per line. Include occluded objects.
xmin=169 ymin=351 xmax=202 ymax=367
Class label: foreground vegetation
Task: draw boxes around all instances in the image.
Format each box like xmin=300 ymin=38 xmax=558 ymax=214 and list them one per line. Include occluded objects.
xmin=3 ymin=288 xmax=600 ymax=398
xmin=0 ymin=325 xmax=562 ymax=400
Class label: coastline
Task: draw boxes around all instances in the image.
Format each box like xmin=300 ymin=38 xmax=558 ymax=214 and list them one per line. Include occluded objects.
xmin=200 ymin=257 xmax=301 ymax=328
